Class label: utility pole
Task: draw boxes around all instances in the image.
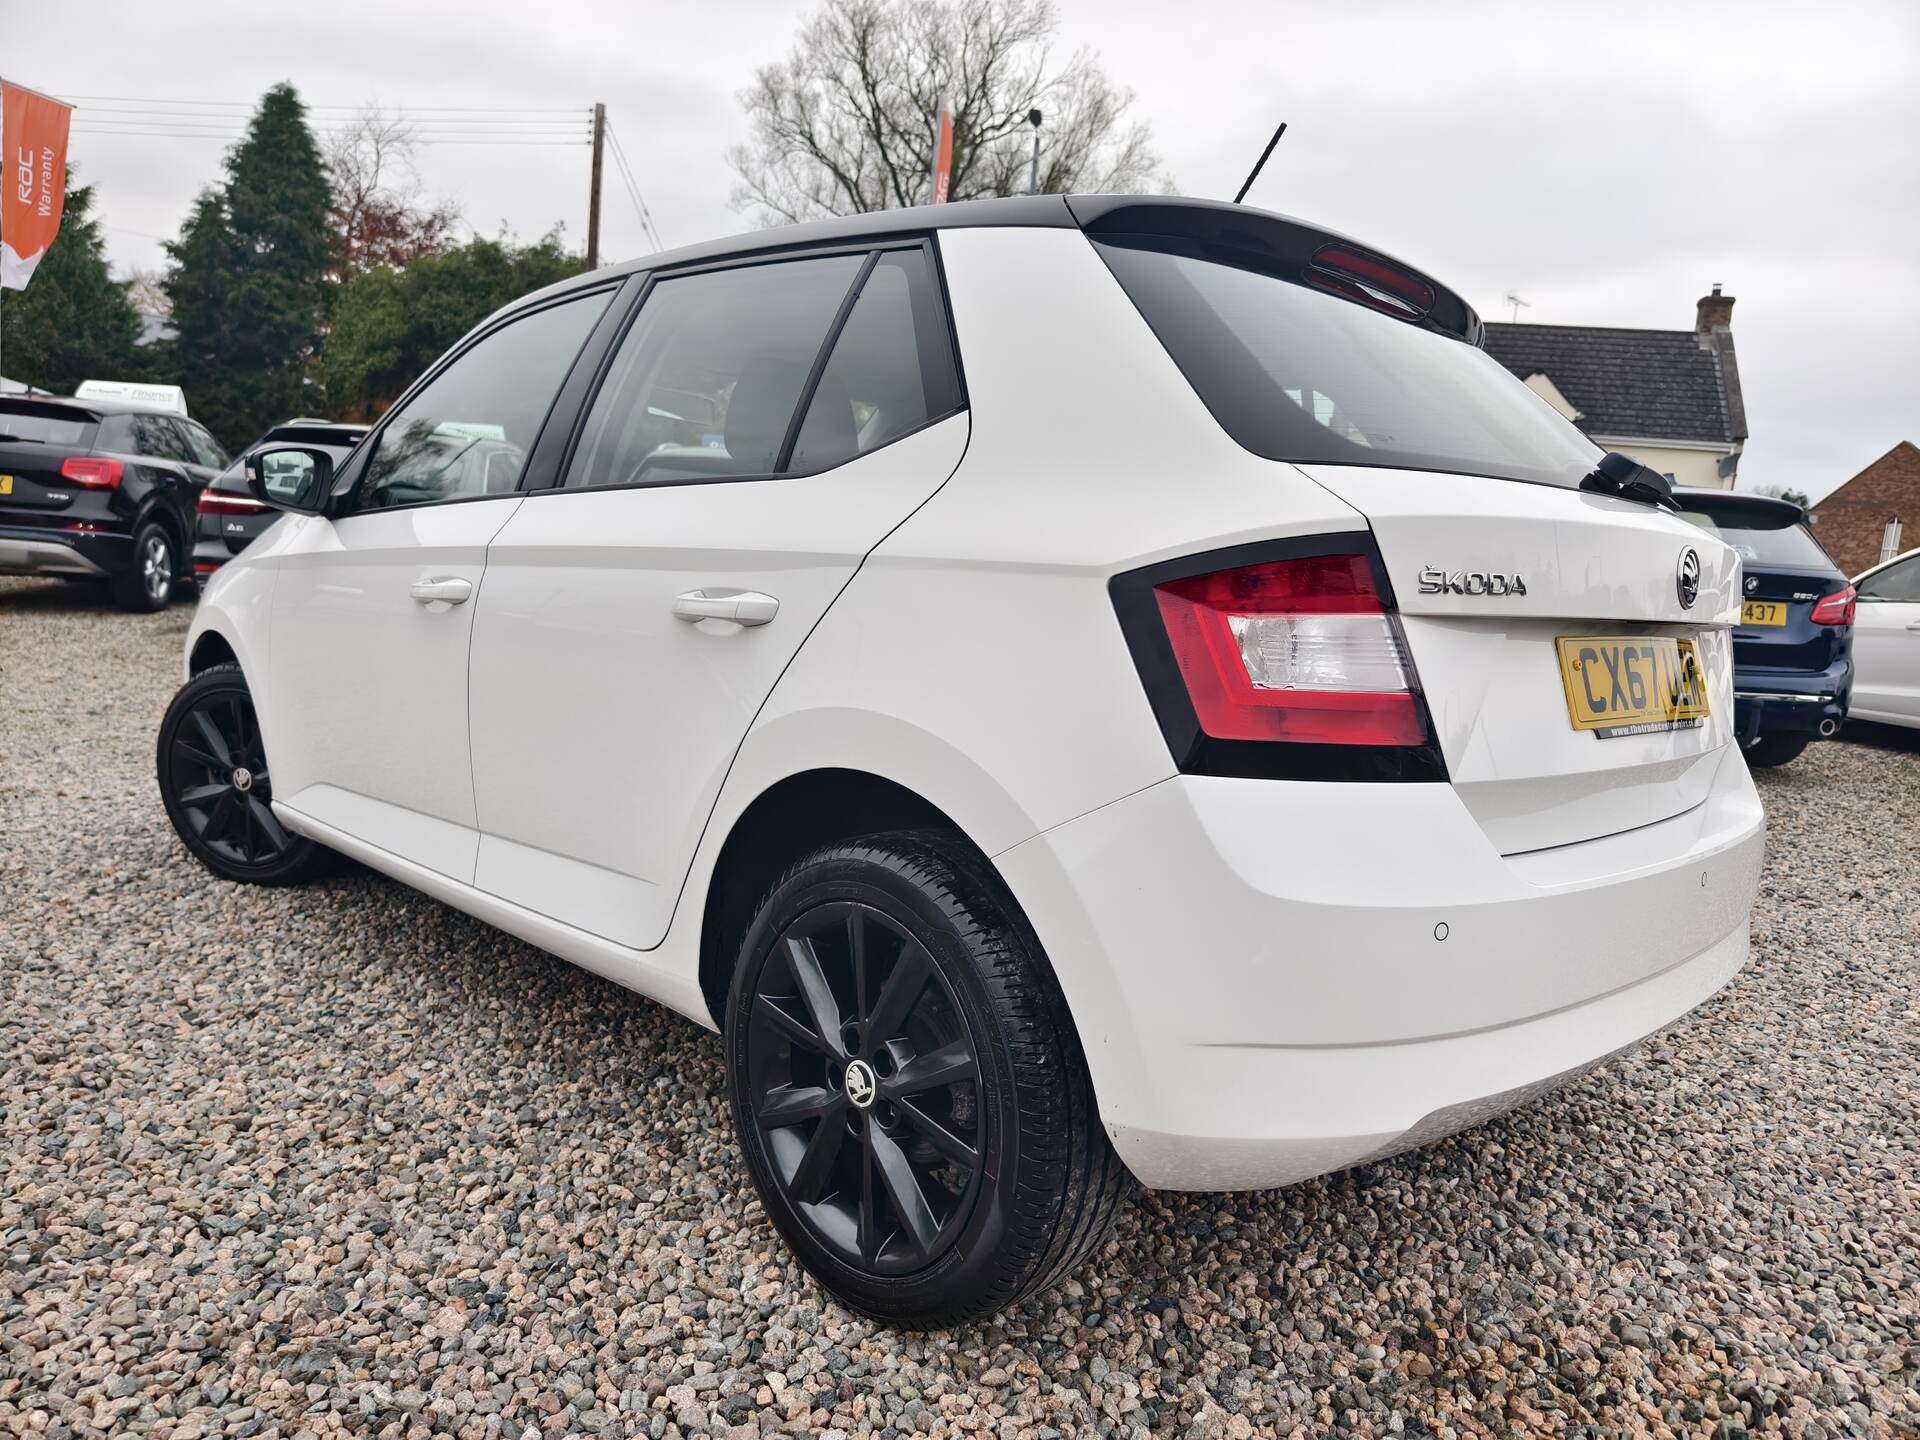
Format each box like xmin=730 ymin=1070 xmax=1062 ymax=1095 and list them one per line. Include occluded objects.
xmin=587 ymin=102 xmax=606 ymax=269
xmin=1026 ymin=109 xmax=1043 ymax=194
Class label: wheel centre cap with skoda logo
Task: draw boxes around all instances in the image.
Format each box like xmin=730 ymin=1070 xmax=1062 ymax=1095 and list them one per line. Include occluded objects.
xmin=1676 ymin=547 xmax=1701 ymax=609
xmin=231 ymin=766 xmax=254 ymax=792
xmin=843 ymin=1058 xmax=877 ymax=1108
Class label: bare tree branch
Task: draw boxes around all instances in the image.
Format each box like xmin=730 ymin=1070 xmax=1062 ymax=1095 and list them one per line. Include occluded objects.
xmin=729 ymin=0 xmax=1170 ymax=225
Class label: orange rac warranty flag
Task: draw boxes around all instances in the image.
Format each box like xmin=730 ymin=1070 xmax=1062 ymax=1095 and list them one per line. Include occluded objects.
xmin=1 ymin=78 xmax=74 ymax=291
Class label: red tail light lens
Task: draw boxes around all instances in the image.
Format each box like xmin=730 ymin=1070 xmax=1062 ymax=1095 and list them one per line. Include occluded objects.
xmin=1810 ymin=585 xmax=1856 ymax=627
xmin=1151 ymin=553 xmax=1428 ymax=746
xmin=197 ymin=490 xmax=268 ymax=517
xmin=1304 ymin=244 xmax=1436 ymax=323
xmin=60 ymin=457 xmax=123 ymax=490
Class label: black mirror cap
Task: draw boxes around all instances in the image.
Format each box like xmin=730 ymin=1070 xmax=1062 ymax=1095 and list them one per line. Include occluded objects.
xmin=245 ymin=444 xmax=334 ymax=515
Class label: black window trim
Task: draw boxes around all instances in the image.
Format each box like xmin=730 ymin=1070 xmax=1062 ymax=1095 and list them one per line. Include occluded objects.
xmin=327 ymin=279 xmax=631 ymax=518
xmin=533 ymin=234 xmax=968 ymax=499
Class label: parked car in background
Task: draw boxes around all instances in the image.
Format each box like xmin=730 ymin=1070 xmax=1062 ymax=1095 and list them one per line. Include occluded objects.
xmin=1674 ymin=488 xmax=1854 ymax=767
xmin=1849 ymin=547 xmax=1920 ymax=729
xmin=162 ymin=195 xmax=1764 ymax=1326
xmin=0 ymin=395 xmax=227 ymax=610
xmin=194 ymin=420 xmax=368 ymax=579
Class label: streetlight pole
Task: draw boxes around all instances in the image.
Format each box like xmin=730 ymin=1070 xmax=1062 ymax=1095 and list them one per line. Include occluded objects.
xmin=1026 ymin=108 xmax=1043 ymax=194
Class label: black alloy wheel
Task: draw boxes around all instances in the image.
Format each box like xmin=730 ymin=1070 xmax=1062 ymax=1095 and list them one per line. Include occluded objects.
xmin=156 ymin=663 xmax=329 ymax=885
xmin=744 ymin=900 xmax=986 ymax=1274
xmin=725 ymin=831 xmax=1129 ymax=1327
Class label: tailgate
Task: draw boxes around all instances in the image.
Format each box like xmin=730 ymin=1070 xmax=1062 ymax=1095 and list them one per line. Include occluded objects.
xmin=1300 ymin=464 xmax=1742 ymax=853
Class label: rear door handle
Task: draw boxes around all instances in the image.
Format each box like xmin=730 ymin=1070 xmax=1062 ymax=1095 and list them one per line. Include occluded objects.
xmin=410 ymin=576 xmax=473 ymax=606
xmin=672 ymin=589 xmax=779 ymax=627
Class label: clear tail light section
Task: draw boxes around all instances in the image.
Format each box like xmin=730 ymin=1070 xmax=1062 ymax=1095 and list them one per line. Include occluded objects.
xmin=1111 ymin=537 xmax=1445 ymax=781
xmin=1809 ymin=585 xmax=1855 ymax=627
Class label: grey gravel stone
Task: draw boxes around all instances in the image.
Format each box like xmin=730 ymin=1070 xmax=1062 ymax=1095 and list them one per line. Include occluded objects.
xmin=2 ymin=573 xmax=1917 ymax=1438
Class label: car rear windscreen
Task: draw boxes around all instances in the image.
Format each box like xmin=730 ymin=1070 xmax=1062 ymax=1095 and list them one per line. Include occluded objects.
xmin=1675 ymin=508 xmax=1835 ymax=568
xmin=0 ymin=400 xmax=96 ymax=448
xmin=1092 ymin=238 xmax=1602 ymax=489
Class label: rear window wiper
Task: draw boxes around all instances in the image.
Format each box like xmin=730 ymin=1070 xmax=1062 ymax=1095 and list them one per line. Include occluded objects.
xmin=0 ymin=432 xmax=42 ymax=443
xmin=1580 ymin=451 xmax=1679 ymax=511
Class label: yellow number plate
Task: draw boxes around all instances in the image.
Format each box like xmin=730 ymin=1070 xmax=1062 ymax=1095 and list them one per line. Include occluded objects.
xmin=1740 ymin=600 xmax=1787 ymax=627
xmin=1556 ymin=636 xmax=1710 ymax=737
xmin=0 ymin=474 xmax=12 ymax=496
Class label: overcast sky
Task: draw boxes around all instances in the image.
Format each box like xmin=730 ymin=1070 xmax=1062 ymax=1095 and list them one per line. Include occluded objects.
xmin=8 ymin=0 xmax=1916 ymax=499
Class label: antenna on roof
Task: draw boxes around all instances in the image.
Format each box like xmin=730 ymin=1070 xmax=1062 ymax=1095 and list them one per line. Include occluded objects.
xmin=1232 ymin=121 xmax=1287 ymax=205
xmin=1503 ymin=290 xmax=1531 ymax=323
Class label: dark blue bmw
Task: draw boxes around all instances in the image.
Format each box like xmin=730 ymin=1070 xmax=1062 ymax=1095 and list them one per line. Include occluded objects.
xmin=1674 ymin=488 xmax=1854 ymax=768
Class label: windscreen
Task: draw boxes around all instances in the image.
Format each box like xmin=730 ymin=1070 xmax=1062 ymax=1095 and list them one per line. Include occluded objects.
xmin=1675 ymin=507 xmax=1834 ymax=568
xmin=1094 ymin=238 xmax=1602 ymax=489
xmin=0 ymin=400 xmax=96 ymax=448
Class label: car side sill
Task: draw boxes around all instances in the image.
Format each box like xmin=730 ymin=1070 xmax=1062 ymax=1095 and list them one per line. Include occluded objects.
xmin=272 ymin=801 xmax=715 ymax=1030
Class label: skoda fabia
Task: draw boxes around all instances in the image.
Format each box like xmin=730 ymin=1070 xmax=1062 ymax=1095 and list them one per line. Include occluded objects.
xmin=159 ymin=196 xmax=1764 ymax=1326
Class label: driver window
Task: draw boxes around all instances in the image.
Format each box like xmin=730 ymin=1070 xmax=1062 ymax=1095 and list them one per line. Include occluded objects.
xmin=357 ymin=290 xmax=610 ymax=512
xmin=1860 ymin=555 xmax=1920 ymax=602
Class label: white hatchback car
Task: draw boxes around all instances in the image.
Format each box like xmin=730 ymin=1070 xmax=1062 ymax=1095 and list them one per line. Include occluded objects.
xmin=161 ymin=196 xmax=1764 ymax=1326
xmin=1850 ymin=547 xmax=1920 ymax=728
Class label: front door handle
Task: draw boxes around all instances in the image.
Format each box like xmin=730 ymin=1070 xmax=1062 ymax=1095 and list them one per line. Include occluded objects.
xmin=410 ymin=576 xmax=473 ymax=606
xmin=672 ymin=589 xmax=779 ymax=627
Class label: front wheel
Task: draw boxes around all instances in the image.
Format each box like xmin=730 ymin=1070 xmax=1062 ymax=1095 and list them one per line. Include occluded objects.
xmin=156 ymin=663 xmax=331 ymax=885
xmin=724 ymin=831 xmax=1129 ymax=1328
xmin=1745 ymin=734 xmax=1810 ymax=768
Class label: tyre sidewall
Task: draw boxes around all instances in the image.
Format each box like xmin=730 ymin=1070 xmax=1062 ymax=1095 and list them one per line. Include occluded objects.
xmin=725 ymin=845 xmax=1032 ymax=1321
xmin=118 ymin=521 xmax=175 ymax=612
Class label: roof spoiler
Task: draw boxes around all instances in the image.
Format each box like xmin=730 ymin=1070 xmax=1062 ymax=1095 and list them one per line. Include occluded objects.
xmin=1064 ymin=196 xmax=1483 ymax=346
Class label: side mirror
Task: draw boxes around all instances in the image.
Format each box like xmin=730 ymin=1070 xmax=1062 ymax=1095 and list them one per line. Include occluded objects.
xmin=246 ymin=444 xmax=334 ymax=515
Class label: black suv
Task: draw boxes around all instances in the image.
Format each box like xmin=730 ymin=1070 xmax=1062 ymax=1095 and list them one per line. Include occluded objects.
xmin=0 ymin=395 xmax=228 ymax=610
xmin=1674 ymin=488 xmax=1855 ymax=767
xmin=193 ymin=419 xmax=367 ymax=579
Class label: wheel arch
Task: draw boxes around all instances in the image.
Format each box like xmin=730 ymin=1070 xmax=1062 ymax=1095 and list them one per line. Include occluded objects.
xmin=188 ymin=629 xmax=239 ymax=675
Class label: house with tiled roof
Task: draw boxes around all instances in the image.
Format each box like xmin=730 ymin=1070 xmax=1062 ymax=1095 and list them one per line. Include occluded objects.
xmin=1483 ymin=287 xmax=1748 ymax=489
xmin=1809 ymin=441 xmax=1918 ymax=576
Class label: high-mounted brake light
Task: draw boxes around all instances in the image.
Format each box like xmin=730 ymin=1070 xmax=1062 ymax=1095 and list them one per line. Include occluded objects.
xmin=60 ymin=456 xmax=123 ymax=490
xmin=197 ymin=490 xmax=268 ymax=517
xmin=1810 ymin=585 xmax=1855 ymax=627
xmin=1304 ymin=244 xmax=1436 ymax=324
xmin=1152 ymin=553 xmax=1427 ymax=746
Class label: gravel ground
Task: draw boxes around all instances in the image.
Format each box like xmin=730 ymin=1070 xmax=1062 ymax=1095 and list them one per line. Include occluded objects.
xmin=2 ymin=572 xmax=1916 ymax=1440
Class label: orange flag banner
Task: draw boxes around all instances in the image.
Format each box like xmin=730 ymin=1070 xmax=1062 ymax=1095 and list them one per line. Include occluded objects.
xmin=930 ymin=104 xmax=954 ymax=205
xmin=2 ymin=79 xmax=74 ymax=291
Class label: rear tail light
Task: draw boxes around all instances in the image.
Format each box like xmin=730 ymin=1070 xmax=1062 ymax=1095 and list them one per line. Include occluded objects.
xmin=1304 ymin=244 xmax=1436 ymax=324
xmin=1151 ymin=554 xmax=1427 ymax=746
xmin=197 ymin=490 xmax=268 ymax=517
xmin=60 ymin=456 xmax=123 ymax=490
xmin=1810 ymin=585 xmax=1856 ymax=627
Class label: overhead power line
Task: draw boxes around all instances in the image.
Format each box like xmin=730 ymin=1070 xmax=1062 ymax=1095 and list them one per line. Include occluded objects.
xmin=603 ymin=120 xmax=664 ymax=252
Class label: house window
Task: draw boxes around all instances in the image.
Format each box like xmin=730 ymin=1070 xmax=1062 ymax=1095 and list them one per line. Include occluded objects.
xmin=1882 ymin=517 xmax=1905 ymax=564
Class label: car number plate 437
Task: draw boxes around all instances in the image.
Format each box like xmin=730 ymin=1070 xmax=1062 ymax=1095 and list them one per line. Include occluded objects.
xmin=1556 ymin=636 xmax=1710 ymax=738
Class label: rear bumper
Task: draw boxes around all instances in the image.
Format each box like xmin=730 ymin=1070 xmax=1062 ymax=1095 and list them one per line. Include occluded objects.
xmin=1734 ymin=659 xmax=1851 ymax=741
xmin=996 ymin=747 xmax=1764 ymax=1191
xmin=0 ymin=527 xmax=117 ymax=577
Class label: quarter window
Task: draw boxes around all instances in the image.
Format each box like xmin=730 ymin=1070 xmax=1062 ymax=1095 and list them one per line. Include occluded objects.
xmin=564 ymin=254 xmax=865 ymax=489
xmin=357 ymin=290 xmax=611 ymax=512
xmin=788 ymin=249 xmax=960 ymax=475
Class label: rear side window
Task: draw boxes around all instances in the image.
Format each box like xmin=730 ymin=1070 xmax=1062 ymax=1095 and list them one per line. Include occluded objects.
xmin=0 ymin=401 xmax=94 ymax=447
xmin=1093 ymin=238 xmax=1601 ymax=489
xmin=788 ymin=250 xmax=961 ymax=475
xmin=132 ymin=413 xmax=193 ymax=463
xmin=563 ymin=254 xmax=866 ymax=489
xmin=1676 ymin=507 xmax=1834 ymax=568
xmin=1859 ymin=555 xmax=1920 ymax=601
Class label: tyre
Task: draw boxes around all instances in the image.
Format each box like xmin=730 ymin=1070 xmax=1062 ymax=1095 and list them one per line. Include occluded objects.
xmin=114 ymin=520 xmax=178 ymax=612
xmin=724 ymin=830 xmax=1128 ymax=1328
xmin=156 ymin=663 xmax=331 ymax=885
xmin=1745 ymin=734 xmax=1809 ymax=768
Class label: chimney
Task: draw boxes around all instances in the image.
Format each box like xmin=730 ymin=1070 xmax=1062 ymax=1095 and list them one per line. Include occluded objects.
xmin=1696 ymin=282 xmax=1735 ymax=333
